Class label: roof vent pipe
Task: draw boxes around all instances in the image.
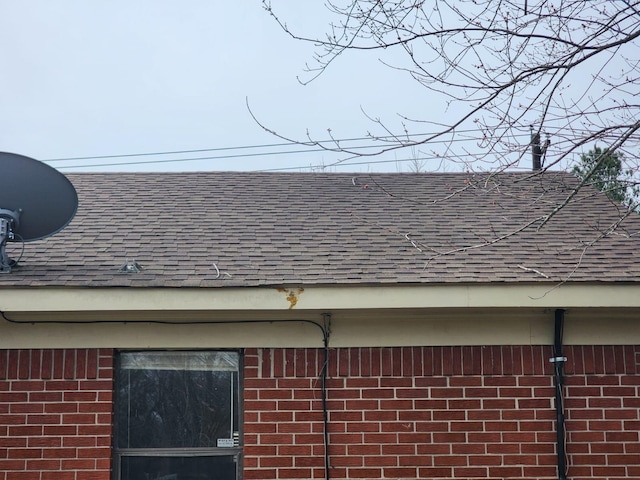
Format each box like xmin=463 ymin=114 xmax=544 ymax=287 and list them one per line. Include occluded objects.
xmin=530 ymin=126 xmax=550 ymax=171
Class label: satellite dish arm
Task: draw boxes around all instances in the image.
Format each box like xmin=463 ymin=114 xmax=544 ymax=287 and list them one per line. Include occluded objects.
xmin=0 ymin=208 xmax=21 ymax=273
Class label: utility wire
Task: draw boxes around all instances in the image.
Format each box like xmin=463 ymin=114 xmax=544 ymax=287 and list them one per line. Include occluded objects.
xmin=54 ymin=146 xmax=374 ymax=170
xmin=44 ymin=141 xmax=311 ymax=162
xmin=46 ymin=122 xmax=623 ymax=165
xmin=41 ymin=128 xmax=504 ymax=162
xmin=39 ymin=125 xmax=625 ymax=170
xmin=42 ymin=130 xmax=528 ymax=163
xmin=55 ymin=151 xmax=513 ymax=173
xmin=45 ymin=130 xmax=533 ymax=170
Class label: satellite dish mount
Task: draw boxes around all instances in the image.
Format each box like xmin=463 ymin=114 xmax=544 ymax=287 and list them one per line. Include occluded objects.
xmin=0 ymin=208 xmax=21 ymax=272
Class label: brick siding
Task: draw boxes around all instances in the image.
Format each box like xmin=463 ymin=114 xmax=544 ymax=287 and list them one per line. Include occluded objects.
xmin=0 ymin=349 xmax=114 ymax=480
xmin=244 ymin=346 xmax=640 ymax=480
xmin=1 ymin=346 xmax=638 ymax=479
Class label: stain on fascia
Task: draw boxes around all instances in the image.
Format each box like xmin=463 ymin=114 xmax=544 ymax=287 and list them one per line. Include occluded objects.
xmin=277 ymin=287 xmax=304 ymax=309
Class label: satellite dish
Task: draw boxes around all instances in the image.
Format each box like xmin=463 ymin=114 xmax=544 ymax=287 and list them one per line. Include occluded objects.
xmin=0 ymin=152 xmax=78 ymax=273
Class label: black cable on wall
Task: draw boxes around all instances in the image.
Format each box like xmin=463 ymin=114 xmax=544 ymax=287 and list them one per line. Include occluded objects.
xmin=552 ymin=309 xmax=568 ymax=480
xmin=0 ymin=311 xmax=333 ymax=480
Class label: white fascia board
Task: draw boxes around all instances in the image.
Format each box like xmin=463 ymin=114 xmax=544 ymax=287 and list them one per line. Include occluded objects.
xmin=2 ymin=283 xmax=640 ymax=313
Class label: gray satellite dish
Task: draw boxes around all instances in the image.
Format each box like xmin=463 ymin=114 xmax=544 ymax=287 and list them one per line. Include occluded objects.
xmin=0 ymin=152 xmax=78 ymax=273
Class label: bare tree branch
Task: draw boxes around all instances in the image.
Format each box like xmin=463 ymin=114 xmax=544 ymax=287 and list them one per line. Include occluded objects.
xmin=261 ymin=0 xmax=640 ymax=279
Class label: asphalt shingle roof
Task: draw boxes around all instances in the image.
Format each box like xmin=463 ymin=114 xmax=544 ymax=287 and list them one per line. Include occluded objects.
xmin=2 ymin=171 xmax=640 ymax=287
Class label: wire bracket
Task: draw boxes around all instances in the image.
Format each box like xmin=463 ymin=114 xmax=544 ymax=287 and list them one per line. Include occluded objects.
xmin=549 ymin=356 xmax=567 ymax=363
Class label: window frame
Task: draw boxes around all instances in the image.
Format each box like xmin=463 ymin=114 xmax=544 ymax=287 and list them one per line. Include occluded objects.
xmin=112 ymin=350 xmax=243 ymax=480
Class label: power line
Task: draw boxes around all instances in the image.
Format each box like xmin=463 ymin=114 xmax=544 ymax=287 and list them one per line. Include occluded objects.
xmin=54 ymin=152 xmax=484 ymax=172
xmin=43 ymin=129 xmax=530 ymax=162
xmin=51 ymin=146 xmax=522 ymax=171
xmin=44 ymin=141 xmax=305 ymax=162
xmin=53 ymin=147 xmax=366 ymax=170
xmin=47 ymin=129 xmax=533 ymax=170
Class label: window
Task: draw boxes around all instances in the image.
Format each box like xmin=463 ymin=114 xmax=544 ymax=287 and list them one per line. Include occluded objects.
xmin=114 ymin=351 xmax=241 ymax=480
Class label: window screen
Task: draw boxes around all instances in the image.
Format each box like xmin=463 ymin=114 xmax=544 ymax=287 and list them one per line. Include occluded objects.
xmin=114 ymin=351 xmax=241 ymax=480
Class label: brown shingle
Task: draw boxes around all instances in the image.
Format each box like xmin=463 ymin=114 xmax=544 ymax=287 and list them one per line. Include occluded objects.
xmin=1 ymin=170 xmax=640 ymax=287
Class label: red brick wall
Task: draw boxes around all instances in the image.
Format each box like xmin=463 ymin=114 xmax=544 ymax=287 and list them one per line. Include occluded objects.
xmin=1 ymin=346 xmax=638 ymax=479
xmin=0 ymin=349 xmax=114 ymax=480
xmin=244 ymin=346 xmax=640 ymax=480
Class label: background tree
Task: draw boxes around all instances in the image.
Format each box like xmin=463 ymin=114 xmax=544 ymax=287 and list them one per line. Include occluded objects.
xmin=572 ymin=147 xmax=638 ymax=209
xmin=262 ymin=1 xmax=640 ymax=181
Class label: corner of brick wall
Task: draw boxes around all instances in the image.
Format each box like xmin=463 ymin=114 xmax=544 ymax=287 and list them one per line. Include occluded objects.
xmin=0 ymin=349 xmax=114 ymax=480
xmin=244 ymin=346 xmax=640 ymax=480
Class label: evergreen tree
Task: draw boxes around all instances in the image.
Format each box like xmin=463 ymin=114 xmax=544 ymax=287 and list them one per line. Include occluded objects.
xmin=572 ymin=147 xmax=638 ymax=209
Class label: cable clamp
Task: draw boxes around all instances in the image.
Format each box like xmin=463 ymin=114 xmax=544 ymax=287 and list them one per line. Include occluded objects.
xmin=549 ymin=356 xmax=567 ymax=363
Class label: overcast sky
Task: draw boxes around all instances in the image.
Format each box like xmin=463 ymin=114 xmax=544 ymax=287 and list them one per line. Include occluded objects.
xmin=1 ymin=1 xmax=454 ymax=173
